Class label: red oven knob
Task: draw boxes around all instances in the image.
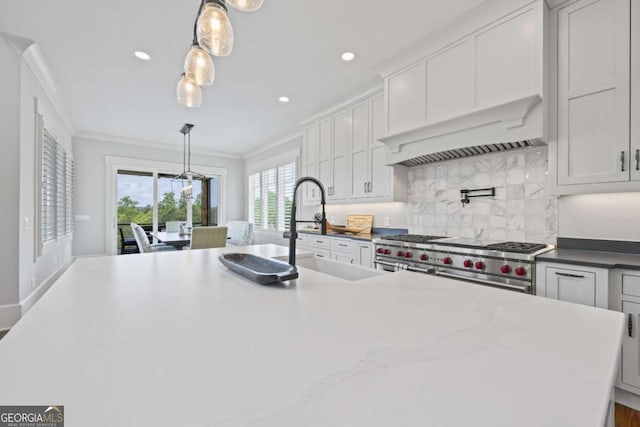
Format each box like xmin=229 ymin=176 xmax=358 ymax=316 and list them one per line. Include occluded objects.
xmin=475 ymin=261 xmax=485 ymax=270
xmin=376 ymin=248 xmax=384 ymax=254
xmin=443 ymin=257 xmax=453 ymax=265
xmin=463 ymin=259 xmax=473 ymax=268
xmin=384 ymin=249 xmax=391 ymax=255
xmin=420 ymin=254 xmax=428 ymax=261
xmin=500 ymin=265 xmax=512 ymax=274
xmin=404 ymin=252 xmax=412 ymax=258
xmin=515 ymin=267 xmax=527 ymax=277
xmin=397 ymin=251 xmax=404 ymax=257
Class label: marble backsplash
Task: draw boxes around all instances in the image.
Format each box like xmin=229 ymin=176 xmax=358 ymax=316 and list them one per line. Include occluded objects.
xmin=407 ymin=146 xmax=557 ymax=244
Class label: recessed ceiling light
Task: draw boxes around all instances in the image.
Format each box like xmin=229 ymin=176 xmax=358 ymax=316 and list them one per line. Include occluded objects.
xmin=278 ymin=96 xmax=290 ymax=103
xmin=134 ymin=50 xmax=151 ymax=61
xmin=341 ymin=52 xmax=356 ymax=62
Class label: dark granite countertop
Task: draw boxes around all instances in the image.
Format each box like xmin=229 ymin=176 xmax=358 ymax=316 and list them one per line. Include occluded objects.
xmin=537 ymin=248 xmax=640 ymax=270
xmin=297 ymin=227 xmax=407 ymax=243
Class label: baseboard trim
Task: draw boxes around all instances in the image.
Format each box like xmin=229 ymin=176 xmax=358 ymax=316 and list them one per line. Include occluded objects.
xmin=0 ymin=303 xmax=22 ymax=331
xmin=21 ymin=258 xmax=75 ymax=316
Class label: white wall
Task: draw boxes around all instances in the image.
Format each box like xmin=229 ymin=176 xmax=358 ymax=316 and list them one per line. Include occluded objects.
xmin=0 ymin=34 xmax=75 ymax=329
xmin=72 ymin=136 xmax=245 ymax=256
xmin=558 ymin=193 xmax=640 ymax=241
xmin=0 ymin=37 xmax=22 ymax=312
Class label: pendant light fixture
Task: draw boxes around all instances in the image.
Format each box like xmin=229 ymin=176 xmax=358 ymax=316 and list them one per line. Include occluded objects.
xmin=226 ymin=0 xmax=264 ymax=12
xmin=197 ymin=0 xmax=234 ymax=57
xmin=172 ymin=123 xmax=207 ymax=200
xmin=176 ymin=74 xmax=203 ymax=108
xmin=176 ymin=0 xmax=263 ymax=108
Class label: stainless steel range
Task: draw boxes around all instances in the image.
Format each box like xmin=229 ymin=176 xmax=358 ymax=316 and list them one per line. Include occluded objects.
xmin=372 ymin=235 xmax=554 ymax=294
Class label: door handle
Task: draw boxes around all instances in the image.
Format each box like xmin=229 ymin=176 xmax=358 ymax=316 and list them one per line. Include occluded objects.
xmin=629 ymin=313 xmax=633 ymax=338
xmin=364 ymin=182 xmax=367 ymax=193
xmin=635 ymin=149 xmax=639 ymax=171
xmin=621 ymin=151 xmax=626 ymax=172
xmin=555 ymin=272 xmax=585 ymax=279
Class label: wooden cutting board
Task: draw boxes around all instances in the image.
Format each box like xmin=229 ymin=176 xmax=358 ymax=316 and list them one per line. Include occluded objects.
xmin=345 ymin=214 xmax=373 ymax=234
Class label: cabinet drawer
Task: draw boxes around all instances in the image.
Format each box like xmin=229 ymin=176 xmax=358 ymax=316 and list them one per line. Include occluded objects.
xmin=623 ymin=273 xmax=640 ymax=297
xmin=308 ymin=236 xmax=331 ymax=248
xmin=313 ymin=247 xmax=331 ymax=258
xmin=331 ymin=239 xmax=354 ymax=252
xmin=296 ymin=234 xmax=308 ymax=244
xmin=546 ymin=266 xmax=597 ymax=307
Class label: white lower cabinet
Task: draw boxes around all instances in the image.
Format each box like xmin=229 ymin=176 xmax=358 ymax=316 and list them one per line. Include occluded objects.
xmin=298 ymin=234 xmax=373 ymax=268
xmin=535 ymin=262 xmax=609 ymax=308
xmin=612 ymin=270 xmax=640 ymax=393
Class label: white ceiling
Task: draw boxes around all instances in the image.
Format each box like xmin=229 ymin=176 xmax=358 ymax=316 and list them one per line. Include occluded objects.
xmin=0 ymin=0 xmax=485 ymax=155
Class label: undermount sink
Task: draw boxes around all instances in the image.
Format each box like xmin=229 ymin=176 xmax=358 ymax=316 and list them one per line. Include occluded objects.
xmin=293 ymin=255 xmax=385 ymax=282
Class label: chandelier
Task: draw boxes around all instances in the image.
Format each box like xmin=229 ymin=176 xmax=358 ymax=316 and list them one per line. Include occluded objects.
xmin=172 ymin=123 xmax=206 ymax=200
xmin=177 ymin=0 xmax=265 ymax=108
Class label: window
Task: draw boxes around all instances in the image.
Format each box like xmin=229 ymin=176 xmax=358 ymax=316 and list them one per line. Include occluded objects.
xmin=41 ymin=130 xmax=74 ymax=245
xmin=248 ymin=161 xmax=296 ymax=232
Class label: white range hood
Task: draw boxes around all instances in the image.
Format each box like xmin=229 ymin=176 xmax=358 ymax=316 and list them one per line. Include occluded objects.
xmin=374 ymin=0 xmax=547 ymax=166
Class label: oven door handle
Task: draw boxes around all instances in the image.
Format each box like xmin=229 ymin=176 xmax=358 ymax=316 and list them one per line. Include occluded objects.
xmin=435 ymin=271 xmax=532 ymax=293
xmin=375 ymin=260 xmax=434 ymax=274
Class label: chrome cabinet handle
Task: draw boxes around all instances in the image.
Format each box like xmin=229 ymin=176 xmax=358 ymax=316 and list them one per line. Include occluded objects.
xmin=364 ymin=182 xmax=367 ymax=193
xmin=621 ymin=151 xmax=626 ymax=172
xmin=555 ymin=272 xmax=585 ymax=279
xmin=636 ymin=149 xmax=639 ymax=171
xmin=629 ymin=314 xmax=633 ymax=338
xmin=367 ymin=182 xmax=372 ymax=193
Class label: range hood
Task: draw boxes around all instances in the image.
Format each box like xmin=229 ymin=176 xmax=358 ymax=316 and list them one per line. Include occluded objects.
xmin=379 ymin=94 xmax=546 ymax=167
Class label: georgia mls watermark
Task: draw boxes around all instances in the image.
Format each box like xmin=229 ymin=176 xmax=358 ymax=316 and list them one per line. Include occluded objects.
xmin=0 ymin=406 xmax=64 ymax=427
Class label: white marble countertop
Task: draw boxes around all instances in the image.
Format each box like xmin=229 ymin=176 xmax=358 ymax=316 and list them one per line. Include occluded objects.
xmin=0 ymin=244 xmax=624 ymax=426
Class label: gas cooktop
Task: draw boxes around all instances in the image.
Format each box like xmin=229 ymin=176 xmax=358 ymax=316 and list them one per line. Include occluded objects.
xmin=376 ymin=234 xmax=446 ymax=244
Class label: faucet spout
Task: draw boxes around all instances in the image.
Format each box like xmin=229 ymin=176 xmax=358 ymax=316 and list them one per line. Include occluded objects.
xmin=284 ymin=177 xmax=327 ymax=267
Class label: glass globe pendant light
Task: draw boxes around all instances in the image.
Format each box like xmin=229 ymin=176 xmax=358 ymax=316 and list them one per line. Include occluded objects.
xmin=184 ymin=43 xmax=215 ymax=86
xmin=176 ymin=73 xmax=202 ymax=108
xmin=226 ymin=0 xmax=264 ymax=12
xmin=196 ymin=0 xmax=234 ymax=57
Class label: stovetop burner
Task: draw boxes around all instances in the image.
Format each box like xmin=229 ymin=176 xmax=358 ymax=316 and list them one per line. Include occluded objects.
xmin=485 ymin=241 xmax=548 ymax=254
xmin=379 ymin=234 xmax=446 ymax=244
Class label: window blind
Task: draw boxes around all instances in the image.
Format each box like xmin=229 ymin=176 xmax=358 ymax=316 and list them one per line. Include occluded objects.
xmin=247 ymin=160 xmax=297 ymax=232
xmin=41 ymin=130 xmax=74 ymax=245
xmin=277 ymin=162 xmax=296 ymax=231
xmin=55 ymin=144 xmax=66 ymax=238
xmin=42 ymin=131 xmax=57 ymax=243
xmin=261 ymin=168 xmax=277 ymax=231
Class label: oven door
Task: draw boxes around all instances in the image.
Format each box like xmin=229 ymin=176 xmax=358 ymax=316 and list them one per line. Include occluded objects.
xmin=374 ymin=259 xmax=435 ymax=275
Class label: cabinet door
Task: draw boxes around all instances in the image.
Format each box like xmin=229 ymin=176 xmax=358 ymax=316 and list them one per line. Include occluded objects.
xmin=622 ymin=301 xmax=640 ymax=389
xmin=387 ymin=62 xmax=426 ymax=135
xmin=545 ymin=266 xmax=597 ymax=307
xmin=354 ymin=243 xmax=373 ymax=269
xmin=368 ymin=93 xmax=391 ymax=198
xmin=632 ymin=0 xmax=640 ymax=181
xmin=350 ymin=100 xmax=369 ymax=198
xmin=332 ymin=251 xmax=354 ymax=264
xmin=330 ymin=109 xmax=349 ymax=200
xmin=318 ymin=117 xmax=332 ymax=193
xmin=303 ymin=124 xmax=320 ymax=203
xmin=557 ymin=0 xmax=630 ymax=185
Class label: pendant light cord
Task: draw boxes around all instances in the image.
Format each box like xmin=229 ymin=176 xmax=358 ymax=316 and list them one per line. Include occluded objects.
xmin=192 ymin=0 xmax=206 ymax=45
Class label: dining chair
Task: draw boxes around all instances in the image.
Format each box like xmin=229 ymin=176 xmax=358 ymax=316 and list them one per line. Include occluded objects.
xmin=190 ymin=226 xmax=228 ymax=250
xmin=226 ymin=221 xmax=254 ymax=246
xmin=119 ymin=226 xmax=139 ymax=254
xmin=130 ymin=223 xmax=176 ymax=253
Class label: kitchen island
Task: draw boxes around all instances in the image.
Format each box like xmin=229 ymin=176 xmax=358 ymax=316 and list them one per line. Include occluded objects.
xmin=0 ymin=244 xmax=624 ymax=426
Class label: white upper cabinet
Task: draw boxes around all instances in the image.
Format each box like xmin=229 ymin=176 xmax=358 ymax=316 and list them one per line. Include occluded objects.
xmin=556 ymin=0 xmax=630 ymax=186
xmin=302 ymin=123 xmax=320 ymax=203
xmin=303 ymin=91 xmax=407 ymax=206
xmin=632 ymin=0 xmax=640 ymax=182
xmin=379 ymin=0 xmax=544 ymax=163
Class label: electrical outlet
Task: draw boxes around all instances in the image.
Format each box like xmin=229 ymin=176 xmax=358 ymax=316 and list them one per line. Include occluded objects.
xmin=383 ymin=216 xmax=390 ymax=226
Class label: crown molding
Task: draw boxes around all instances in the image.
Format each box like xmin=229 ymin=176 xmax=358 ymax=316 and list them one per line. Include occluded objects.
xmin=300 ymin=84 xmax=383 ymax=126
xmin=243 ymin=131 xmax=304 ymax=160
xmin=74 ymin=131 xmax=243 ymax=159
xmin=20 ymin=43 xmax=76 ymax=134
